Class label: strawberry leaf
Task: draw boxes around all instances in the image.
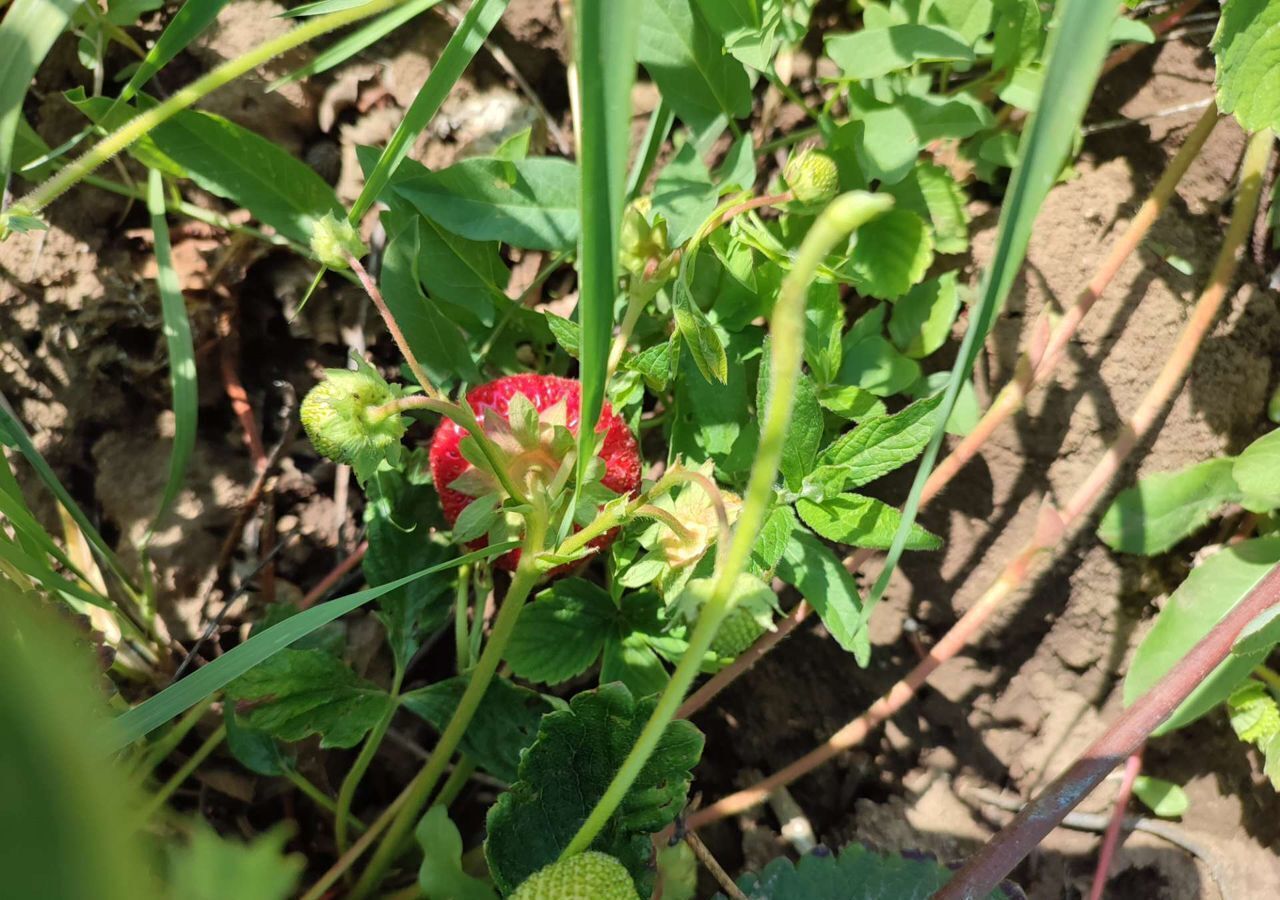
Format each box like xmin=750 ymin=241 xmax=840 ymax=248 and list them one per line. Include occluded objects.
xmin=816 ymin=393 xmax=943 ymax=491
xmin=167 ymin=827 xmax=302 ymax=900
xmin=776 ymin=529 xmax=869 ymax=665
xmin=797 ymin=493 xmax=943 ymax=551
xmin=889 ymin=273 xmax=963 ymax=360
xmin=1213 ymin=0 xmax=1280 ymax=133
xmin=484 ymin=683 xmax=703 ymax=896
xmin=505 ymin=579 xmax=617 ymax=684
xmin=844 ymin=209 xmax=934 ymax=300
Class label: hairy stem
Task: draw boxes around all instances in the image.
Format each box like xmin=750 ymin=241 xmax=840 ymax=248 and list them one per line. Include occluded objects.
xmin=559 ymin=192 xmax=894 ymax=860
xmin=346 ymin=253 xmax=442 ymax=403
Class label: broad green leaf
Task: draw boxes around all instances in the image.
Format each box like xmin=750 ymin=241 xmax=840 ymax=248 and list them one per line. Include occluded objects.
xmin=575 ymin=0 xmax=638 ymax=495
xmin=671 ymin=277 xmax=729 ymax=384
xmin=1232 ymin=606 xmax=1280 ymax=658
xmin=826 ymin=24 xmax=975 ymax=80
xmin=452 ymin=495 xmax=501 ymax=543
xmin=504 ymin=578 xmax=616 ymax=684
xmin=1097 ymin=457 xmax=1242 ymax=555
xmin=484 ymin=683 xmax=703 ymax=896
xmin=751 ymin=503 xmax=798 ymax=575
xmin=696 ymin=0 xmax=781 ymax=70
xmin=715 ymin=132 xmax=756 ymax=192
xmin=144 ymin=168 xmax=197 ymax=542
xmin=670 ymin=328 xmax=759 ymax=476
xmin=929 ymin=0 xmax=995 ymax=43
xmin=0 ymin=0 xmax=79 ymax=180
xmin=401 ymin=675 xmax=553 ymax=783
xmin=729 ymin=841 xmax=1008 ymax=899
xmin=653 ymin=140 xmax=718 ymax=246
xmin=380 ymin=220 xmax=482 ymax=391
xmin=889 ymin=273 xmax=961 ymax=359
xmin=224 ymin=708 xmax=289 ymax=777
xmin=223 ymin=648 xmax=393 ymax=749
xmin=814 ymin=394 xmax=947 ymax=489
xmin=819 ymin=384 xmax=888 ymax=421
xmin=1131 ymin=776 xmax=1190 ymax=819
xmin=1233 ymin=428 xmax=1280 ymax=511
xmin=167 ymin=827 xmax=301 ymax=900
xmin=363 ymin=455 xmax=454 ymax=669
xmin=416 ymin=807 xmax=498 ymax=900
xmin=637 ymin=0 xmax=752 ymax=134
xmin=601 ymin=631 xmax=669 ymax=699
xmin=838 ymin=335 xmax=922 ymax=397
xmin=776 ymin=529 xmax=869 ymax=665
xmin=106 ymin=544 xmax=513 ymax=751
xmin=992 ymin=0 xmax=1043 ymax=73
xmin=845 ymin=208 xmax=934 ymax=300
xmin=1124 ymin=537 xmax=1280 ymax=735
xmin=545 ymin=312 xmax=581 ymax=357
xmin=885 ymin=163 xmax=970 ymax=254
xmin=1213 ymin=0 xmax=1280 ymax=133
xmin=118 ymin=0 xmax=231 ymax=103
xmin=758 ymin=339 xmax=823 ymax=490
xmin=395 ymin=157 xmax=580 ymax=251
xmin=843 ymin=92 xmax=992 ymax=184
xmin=797 ymin=493 xmax=943 ymax=551
xmin=417 ymin=216 xmax=510 ymax=326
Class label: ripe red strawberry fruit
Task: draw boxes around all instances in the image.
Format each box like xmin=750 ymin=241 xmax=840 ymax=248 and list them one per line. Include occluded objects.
xmin=429 ymin=374 xmax=641 ymax=571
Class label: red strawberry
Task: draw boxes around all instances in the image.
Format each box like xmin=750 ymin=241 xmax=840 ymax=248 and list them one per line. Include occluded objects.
xmin=429 ymin=374 xmax=641 ymax=571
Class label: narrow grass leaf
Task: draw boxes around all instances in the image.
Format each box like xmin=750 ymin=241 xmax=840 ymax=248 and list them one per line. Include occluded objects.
xmin=144 ymin=169 xmax=198 ymax=542
xmin=105 ymin=542 xmax=516 ymax=752
xmin=280 ymin=0 xmax=368 ymax=17
xmin=117 ymin=0 xmax=232 ymax=103
xmin=349 ymin=0 xmax=509 ymax=223
xmin=864 ymin=0 xmax=1117 ymax=620
xmin=0 ymin=0 xmax=80 ymax=180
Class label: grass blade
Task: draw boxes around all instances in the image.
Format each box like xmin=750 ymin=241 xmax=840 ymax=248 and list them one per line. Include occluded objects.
xmin=864 ymin=0 xmax=1118 ymax=617
xmin=143 ymin=168 xmax=198 ymax=543
xmin=626 ymin=96 xmax=674 ymax=199
xmin=0 ymin=0 xmax=80 ymax=181
xmin=573 ymin=0 xmax=639 ymax=486
xmin=118 ymin=0 xmax=233 ymax=104
xmin=105 ymin=541 xmax=517 ymax=752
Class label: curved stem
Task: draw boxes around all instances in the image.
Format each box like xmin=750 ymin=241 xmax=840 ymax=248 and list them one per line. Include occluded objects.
xmin=143 ymin=724 xmax=227 ymax=820
xmin=283 ymin=767 xmax=366 ymax=834
xmin=348 ymin=516 xmax=548 ymax=899
xmin=558 ymin=192 xmax=894 ymax=861
xmin=346 ymin=253 xmax=442 ymax=402
xmin=335 ymin=666 xmax=404 ymax=854
xmin=7 ymin=0 xmax=401 ymax=220
xmin=1088 ymin=750 xmax=1143 ymax=900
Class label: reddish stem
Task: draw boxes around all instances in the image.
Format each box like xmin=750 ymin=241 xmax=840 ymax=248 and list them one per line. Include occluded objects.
xmin=935 ymin=563 xmax=1280 ymax=899
xmin=298 ymin=541 xmax=368 ymax=610
xmin=1088 ymin=750 xmax=1143 ymax=900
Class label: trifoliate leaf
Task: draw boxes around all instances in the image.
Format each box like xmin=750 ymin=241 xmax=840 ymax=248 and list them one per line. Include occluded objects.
xmin=889 ymin=273 xmax=962 ymax=359
xmin=485 ymin=683 xmax=704 ymax=896
xmin=797 ymin=493 xmax=943 ymax=551
xmin=845 ymin=209 xmax=934 ymax=300
xmin=1131 ymin=776 xmax=1190 ymax=819
xmin=816 ymin=393 xmax=943 ymax=491
xmin=223 ymin=649 xmax=392 ymax=749
xmin=1233 ymin=428 xmax=1280 ymax=512
xmin=776 ymin=529 xmax=869 ymax=665
xmin=401 ymin=675 xmax=553 ymax=783
xmin=1213 ymin=0 xmax=1280 ymax=133
xmin=505 ymin=579 xmax=618 ymax=684
xmin=417 ymin=807 xmax=497 ymax=900
xmin=1125 ymin=537 xmax=1280 ymax=735
xmin=167 ymin=827 xmax=302 ymax=900
xmin=1097 ymin=457 xmax=1242 ymax=555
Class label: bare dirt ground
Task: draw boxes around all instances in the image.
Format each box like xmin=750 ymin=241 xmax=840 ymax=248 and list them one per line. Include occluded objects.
xmin=2 ymin=4 xmax=1278 ymax=898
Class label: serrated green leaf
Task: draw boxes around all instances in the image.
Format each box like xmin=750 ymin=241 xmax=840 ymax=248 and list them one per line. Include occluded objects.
xmin=729 ymin=841 xmax=1010 ymax=900
xmin=601 ymin=631 xmax=669 ymax=699
xmin=1213 ymin=0 xmax=1280 ymax=133
xmin=1227 ymin=681 xmax=1280 ymax=744
xmin=1233 ymin=428 xmax=1280 ymax=512
xmin=1097 ymin=457 xmax=1242 ymax=555
xmin=167 ymin=827 xmax=301 ymax=900
xmin=817 ymin=394 xmax=943 ymax=491
xmin=637 ymin=0 xmax=752 ymax=134
xmin=797 ymin=493 xmax=942 ymax=551
xmin=886 ymin=163 xmax=971 ymax=255
xmin=672 ymin=277 xmax=729 ymax=384
xmin=804 ymin=282 xmax=844 ymax=386
xmin=776 ymin=529 xmax=869 ymax=665
xmin=546 ymin=312 xmax=581 ymax=357
xmin=825 ymin=25 xmax=975 ymax=80
xmin=752 ymin=503 xmax=798 ymax=575
xmin=401 ymin=674 xmax=553 ymax=783
xmin=626 ymin=340 xmax=676 ymax=391
xmin=1131 ymin=775 xmax=1190 ymax=819
xmin=845 ymin=209 xmax=934 ymax=300
xmin=224 ymin=649 xmax=392 ymax=749
xmin=889 ymin=273 xmax=961 ymax=359
xmin=395 ymin=157 xmax=580 ymax=251
xmin=484 ymin=683 xmax=704 ymax=896
xmin=670 ymin=328 xmax=759 ymax=476
xmin=505 ymin=578 xmax=617 ymax=684
xmin=697 ymin=0 xmax=782 ymax=70
xmin=1125 ymin=537 xmax=1280 ymax=735
xmin=416 ymin=807 xmax=498 ymax=900
xmin=1264 ymin=732 xmax=1280 ymax=789
xmin=818 ymin=384 xmax=887 ymax=421
xmin=838 ymin=335 xmax=922 ymax=397
xmin=653 ymin=140 xmax=719 ymax=246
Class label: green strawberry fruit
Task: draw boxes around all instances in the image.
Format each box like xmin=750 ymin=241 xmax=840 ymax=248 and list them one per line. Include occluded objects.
xmin=510 ymin=851 xmax=640 ymax=900
xmin=710 ymin=605 xmax=768 ymax=658
xmin=784 ymin=148 xmax=839 ymax=203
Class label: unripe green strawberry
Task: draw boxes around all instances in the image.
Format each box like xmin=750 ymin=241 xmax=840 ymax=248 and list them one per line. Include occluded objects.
xmin=510 ymin=851 xmax=640 ymax=900
xmin=710 ymin=605 xmax=768 ymax=657
xmin=309 ymin=211 xmax=367 ymax=269
xmin=784 ymin=148 xmax=839 ymax=203
xmin=299 ymin=360 xmax=407 ymax=480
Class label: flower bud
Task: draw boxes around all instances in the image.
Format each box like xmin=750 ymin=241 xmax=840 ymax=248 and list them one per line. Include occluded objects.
xmin=309 ymin=212 xmax=366 ymax=269
xmin=784 ymin=148 xmax=840 ymax=203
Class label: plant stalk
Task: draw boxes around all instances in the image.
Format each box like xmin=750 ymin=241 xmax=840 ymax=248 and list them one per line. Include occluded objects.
xmin=1088 ymin=750 xmax=1143 ymax=900
xmin=143 ymin=723 xmax=227 ymax=820
xmin=335 ymin=666 xmax=404 ymax=853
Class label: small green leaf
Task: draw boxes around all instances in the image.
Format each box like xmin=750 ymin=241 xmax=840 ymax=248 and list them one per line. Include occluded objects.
xmin=223 ymin=649 xmax=392 ymax=749
xmin=224 ymin=708 xmax=288 ymax=778
xmin=804 ymin=282 xmax=844 ymax=386
xmin=545 ymin=312 xmax=581 ymax=357
xmin=750 ymin=503 xmax=797 ymax=575
xmin=1213 ymin=0 xmax=1280 ymax=133
xmin=484 ymin=683 xmax=704 ymax=896
xmin=889 ymin=273 xmax=962 ymax=359
xmin=845 ymin=209 xmax=934 ymax=300
xmin=401 ymin=675 xmax=553 ymax=783
xmin=671 ymin=277 xmax=729 ymax=384
xmin=395 ymin=157 xmax=580 ymax=250
xmin=670 ymin=328 xmax=759 ymax=476
xmin=992 ymin=0 xmax=1043 ymax=73
xmin=167 ymin=827 xmax=302 ymax=900
xmin=1233 ymin=428 xmax=1280 ymax=512
xmin=1097 ymin=457 xmax=1242 ymax=555
xmin=453 ymin=495 xmax=502 ymax=544
xmin=416 ymin=807 xmax=498 ymax=900
xmin=838 ymin=335 xmax=922 ymax=397
xmin=886 ymin=163 xmax=971 ymax=255
xmin=797 ymin=493 xmax=943 ymax=551
xmin=1227 ymin=681 xmax=1280 ymax=745
xmin=842 ymin=92 xmax=992 ymax=184
xmin=817 ymin=393 xmax=943 ymax=490
xmin=416 ymin=216 xmax=511 ymax=326
xmin=653 ymin=140 xmax=718 ymax=246
xmin=1130 ymin=775 xmax=1189 ymax=819
xmin=825 ymin=25 xmax=975 ymax=80
xmin=776 ymin=529 xmax=869 ymax=665
xmin=1124 ymin=537 xmax=1280 ymax=735
xmin=929 ymin=0 xmax=995 ymax=43
xmin=626 ymin=340 xmax=676 ymax=391
xmin=505 ymin=578 xmax=617 ymax=684
xmin=818 ymin=385 xmax=887 ymax=421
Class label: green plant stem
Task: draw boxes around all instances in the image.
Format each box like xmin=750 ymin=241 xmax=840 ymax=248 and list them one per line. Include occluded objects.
xmin=558 ymin=191 xmax=894 ymax=861
xmin=346 ymin=252 xmax=442 ymax=402
xmin=335 ymin=666 xmax=404 ymax=854
xmin=1255 ymin=665 xmax=1280 ymax=697
xmin=453 ymin=563 xmax=472 ymax=670
xmin=143 ymin=723 xmax=226 ymax=820
xmin=133 ymin=696 xmax=214 ymax=780
xmin=348 ymin=518 xmax=548 ymax=899
xmin=283 ymin=767 xmax=366 ymax=835
xmin=9 ymin=0 xmax=402 ymax=219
